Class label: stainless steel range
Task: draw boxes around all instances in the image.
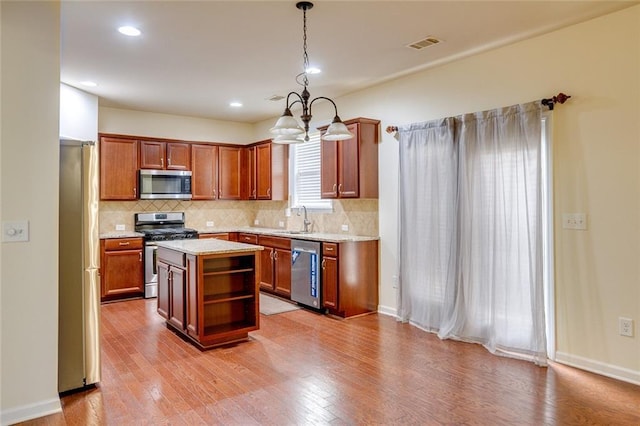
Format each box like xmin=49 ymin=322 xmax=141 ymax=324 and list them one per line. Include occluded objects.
xmin=134 ymin=212 xmax=198 ymax=298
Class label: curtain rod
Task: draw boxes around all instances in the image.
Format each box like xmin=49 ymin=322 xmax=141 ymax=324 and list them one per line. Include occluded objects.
xmin=385 ymin=92 xmax=572 ymax=134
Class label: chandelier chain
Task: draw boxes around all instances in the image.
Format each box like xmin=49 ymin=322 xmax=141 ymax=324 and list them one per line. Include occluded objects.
xmin=302 ymin=6 xmax=309 ymax=87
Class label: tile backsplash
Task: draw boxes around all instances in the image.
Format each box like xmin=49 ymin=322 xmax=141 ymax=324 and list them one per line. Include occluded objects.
xmin=99 ymin=199 xmax=379 ymax=237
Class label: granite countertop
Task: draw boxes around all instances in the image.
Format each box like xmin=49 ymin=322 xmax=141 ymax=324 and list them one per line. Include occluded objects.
xmin=197 ymin=226 xmax=379 ymax=243
xmin=100 ymin=231 xmax=145 ymax=239
xmin=155 ymin=238 xmax=264 ymax=256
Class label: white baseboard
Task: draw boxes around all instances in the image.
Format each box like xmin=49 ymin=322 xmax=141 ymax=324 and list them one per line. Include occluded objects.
xmin=555 ymin=351 xmax=640 ymax=386
xmin=377 ymin=304 xmax=398 ymax=318
xmin=0 ymin=397 xmax=61 ymax=426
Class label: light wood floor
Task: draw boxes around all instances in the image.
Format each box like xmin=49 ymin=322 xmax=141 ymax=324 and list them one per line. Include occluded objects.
xmin=23 ymin=298 xmax=640 ymax=425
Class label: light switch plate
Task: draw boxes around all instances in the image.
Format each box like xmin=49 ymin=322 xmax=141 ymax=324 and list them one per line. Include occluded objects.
xmin=115 ymin=224 xmax=125 ymax=231
xmin=278 ymin=221 xmax=285 ymax=228
xmin=2 ymin=220 xmax=29 ymax=242
xmin=341 ymin=224 xmax=349 ymax=232
xmin=206 ymin=221 xmax=214 ymax=227
xmin=254 ymin=219 xmax=260 ymax=226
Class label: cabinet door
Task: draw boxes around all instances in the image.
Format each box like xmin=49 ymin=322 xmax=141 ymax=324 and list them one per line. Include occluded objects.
xmin=322 ymin=256 xmax=338 ymax=309
xmin=100 ymin=137 xmax=138 ymax=200
xmin=274 ymin=249 xmax=292 ymax=297
xmin=169 ymin=267 xmax=186 ymax=330
xmin=191 ymin=144 xmax=217 ymax=200
xmin=244 ymin=146 xmax=257 ymax=200
xmin=337 ymin=123 xmax=359 ymax=198
xmin=320 ymin=139 xmax=339 ymax=198
xmin=166 ymin=143 xmax=191 ymax=170
xmin=256 ymin=143 xmax=272 ymax=200
xmin=102 ymin=249 xmax=144 ymax=299
xmin=139 ymin=141 xmax=166 ymax=169
xmin=260 ymin=247 xmax=275 ymax=291
xmin=218 ymin=146 xmax=242 ymax=200
xmin=157 ymin=261 xmax=170 ymax=319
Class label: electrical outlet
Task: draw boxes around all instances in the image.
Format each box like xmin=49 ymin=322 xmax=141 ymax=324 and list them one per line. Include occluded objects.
xmin=254 ymin=219 xmax=260 ymax=226
xmin=278 ymin=221 xmax=285 ymax=228
xmin=562 ymin=213 xmax=587 ymax=230
xmin=285 ymin=208 xmax=291 ymax=217
xmin=115 ymin=224 xmax=125 ymax=231
xmin=619 ymin=317 xmax=634 ymax=337
xmin=341 ymin=224 xmax=349 ymax=232
xmin=206 ymin=221 xmax=214 ymax=227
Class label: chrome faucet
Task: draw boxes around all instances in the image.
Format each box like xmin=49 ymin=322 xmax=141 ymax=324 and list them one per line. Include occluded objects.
xmin=298 ymin=205 xmax=311 ymax=233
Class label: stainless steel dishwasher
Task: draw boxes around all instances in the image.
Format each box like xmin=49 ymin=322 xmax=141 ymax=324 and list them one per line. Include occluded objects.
xmin=291 ymin=239 xmax=321 ymax=309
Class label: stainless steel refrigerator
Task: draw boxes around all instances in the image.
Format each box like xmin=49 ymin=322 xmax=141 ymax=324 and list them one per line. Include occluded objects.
xmin=58 ymin=139 xmax=101 ymax=393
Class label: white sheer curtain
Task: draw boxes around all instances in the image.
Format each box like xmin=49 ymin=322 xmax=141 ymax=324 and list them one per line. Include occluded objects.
xmin=397 ymin=101 xmax=547 ymax=365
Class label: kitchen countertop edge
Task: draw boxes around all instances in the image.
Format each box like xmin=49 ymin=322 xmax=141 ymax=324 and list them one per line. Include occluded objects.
xmin=100 ymin=231 xmax=145 ymax=239
xmin=155 ymin=239 xmax=264 ymax=256
xmin=197 ymin=227 xmax=379 ymax=243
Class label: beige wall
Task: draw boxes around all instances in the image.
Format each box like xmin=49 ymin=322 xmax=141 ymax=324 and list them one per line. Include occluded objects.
xmin=1 ymin=1 xmax=62 ymax=423
xmin=256 ymin=6 xmax=640 ymax=381
xmin=99 ymin=106 xmax=255 ymax=144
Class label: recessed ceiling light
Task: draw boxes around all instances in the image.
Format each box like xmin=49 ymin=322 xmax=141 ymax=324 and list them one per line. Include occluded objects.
xmin=80 ymin=81 xmax=98 ymax=87
xmin=305 ymin=67 xmax=321 ymax=74
xmin=118 ymin=26 xmax=141 ymax=37
xmin=229 ymin=102 xmax=243 ymax=108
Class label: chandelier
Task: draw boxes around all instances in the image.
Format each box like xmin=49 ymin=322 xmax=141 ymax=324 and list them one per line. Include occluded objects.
xmin=270 ymin=1 xmax=354 ymax=144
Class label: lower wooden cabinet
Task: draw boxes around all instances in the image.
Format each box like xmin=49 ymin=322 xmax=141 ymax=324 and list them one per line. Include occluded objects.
xmin=321 ymin=240 xmax=378 ymax=318
xmin=258 ymin=235 xmax=292 ymax=297
xmin=100 ymin=237 xmax=144 ymax=302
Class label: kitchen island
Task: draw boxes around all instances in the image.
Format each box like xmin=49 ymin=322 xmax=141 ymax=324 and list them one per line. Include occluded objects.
xmin=155 ymin=239 xmax=263 ymax=349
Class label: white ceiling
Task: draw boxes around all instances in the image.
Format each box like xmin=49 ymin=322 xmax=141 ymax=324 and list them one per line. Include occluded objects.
xmin=61 ymin=1 xmax=637 ymax=124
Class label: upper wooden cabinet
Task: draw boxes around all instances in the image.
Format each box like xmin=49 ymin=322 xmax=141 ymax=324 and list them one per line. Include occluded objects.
xmin=320 ymin=118 xmax=380 ymax=199
xmin=191 ymin=144 xmax=218 ymax=200
xmin=99 ymin=136 xmax=139 ymax=200
xmin=191 ymin=144 xmax=243 ymax=200
xmin=243 ymin=141 xmax=288 ymax=201
xmin=218 ymin=146 xmax=243 ymax=200
xmin=140 ymin=140 xmax=190 ymax=170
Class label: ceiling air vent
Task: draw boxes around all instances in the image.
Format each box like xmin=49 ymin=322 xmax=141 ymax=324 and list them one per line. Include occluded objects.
xmin=407 ymin=36 xmax=442 ymax=50
xmin=267 ymin=95 xmax=285 ymax=102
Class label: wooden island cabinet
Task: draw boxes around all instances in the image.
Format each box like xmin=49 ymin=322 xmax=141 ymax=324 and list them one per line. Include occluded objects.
xmin=156 ymin=239 xmax=262 ymax=349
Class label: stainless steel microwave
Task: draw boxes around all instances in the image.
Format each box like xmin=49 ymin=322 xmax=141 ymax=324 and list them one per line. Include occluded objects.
xmin=139 ymin=169 xmax=192 ymax=200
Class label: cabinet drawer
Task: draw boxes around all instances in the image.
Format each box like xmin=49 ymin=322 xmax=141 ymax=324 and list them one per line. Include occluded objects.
xmin=158 ymin=248 xmax=186 ymax=268
xmin=322 ymin=242 xmax=338 ymax=257
xmin=258 ymin=235 xmax=291 ymax=250
xmin=238 ymin=233 xmax=258 ymax=244
xmin=199 ymin=233 xmax=229 ymax=240
xmin=103 ymin=237 xmax=143 ymax=251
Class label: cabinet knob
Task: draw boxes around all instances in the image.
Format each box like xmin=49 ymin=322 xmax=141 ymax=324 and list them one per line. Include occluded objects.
xmin=267 ymin=188 xmax=271 ymax=197
xmin=133 ymin=187 xmax=137 ymax=197
xmin=118 ymin=241 xmax=130 ymax=246
xmin=322 ymin=259 xmax=326 ymax=269
xmin=274 ymin=250 xmax=278 ymax=260
xmin=161 ymin=158 xmax=164 ymax=167
xmin=139 ymin=252 xmax=142 ymax=262
xmin=338 ymin=184 xmax=343 ymax=194
xmin=168 ymin=157 xmax=171 ymax=166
